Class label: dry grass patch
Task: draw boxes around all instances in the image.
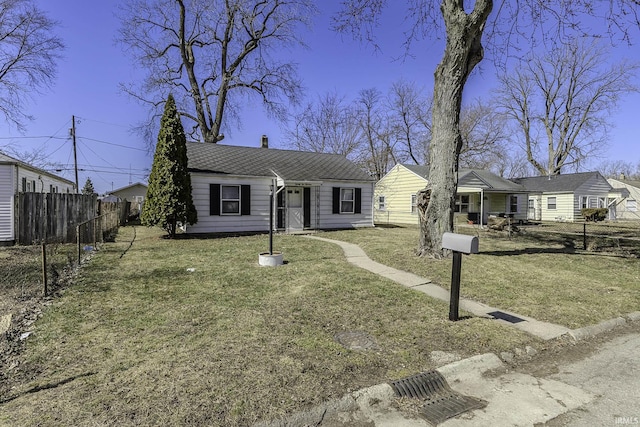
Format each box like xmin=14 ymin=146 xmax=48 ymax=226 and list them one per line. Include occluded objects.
xmin=0 ymin=226 xmax=536 ymax=426
xmin=322 ymin=225 xmax=640 ymax=328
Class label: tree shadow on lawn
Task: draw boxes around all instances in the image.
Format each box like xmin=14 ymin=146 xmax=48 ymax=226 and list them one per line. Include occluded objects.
xmin=481 ymin=244 xmax=635 ymax=259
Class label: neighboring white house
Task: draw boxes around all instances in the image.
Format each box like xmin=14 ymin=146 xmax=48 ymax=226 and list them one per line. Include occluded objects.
xmin=374 ymin=164 xmax=529 ymax=225
xmin=607 ymin=177 xmax=640 ymax=221
xmin=513 ymin=172 xmax=615 ymax=222
xmin=184 ymin=140 xmax=375 ymax=234
xmin=0 ymin=152 xmax=76 ymax=244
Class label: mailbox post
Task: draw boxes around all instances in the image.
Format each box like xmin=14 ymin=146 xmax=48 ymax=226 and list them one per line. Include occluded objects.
xmin=441 ymin=232 xmax=479 ymax=321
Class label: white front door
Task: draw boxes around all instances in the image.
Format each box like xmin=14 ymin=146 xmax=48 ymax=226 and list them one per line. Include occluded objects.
xmin=286 ymin=188 xmax=304 ymax=232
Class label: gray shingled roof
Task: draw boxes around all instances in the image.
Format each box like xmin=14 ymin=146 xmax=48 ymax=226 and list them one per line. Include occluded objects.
xmin=458 ymin=169 xmax=526 ymax=192
xmin=186 ymin=143 xmax=373 ymax=182
xmin=401 ymin=164 xmax=525 ymax=192
xmin=403 ymin=164 xmax=429 ymax=178
xmin=512 ymin=172 xmax=609 ymax=192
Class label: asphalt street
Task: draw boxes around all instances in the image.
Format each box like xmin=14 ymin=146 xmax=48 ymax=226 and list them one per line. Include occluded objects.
xmin=545 ymin=332 xmax=640 ymax=427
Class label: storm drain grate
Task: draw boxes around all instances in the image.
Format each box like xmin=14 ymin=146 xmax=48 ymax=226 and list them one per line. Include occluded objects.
xmin=389 ymin=370 xmax=487 ymax=426
xmin=488 ymin=310 xmax=526 ymax=324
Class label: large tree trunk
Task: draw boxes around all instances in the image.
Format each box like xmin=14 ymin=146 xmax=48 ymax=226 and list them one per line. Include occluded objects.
xmin=418 ymin=0 xmax=492 ymax=257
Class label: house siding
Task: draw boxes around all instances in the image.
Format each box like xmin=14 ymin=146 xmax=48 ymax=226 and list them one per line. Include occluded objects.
xmin=111 ymin=184 xmax=147 ymax=211
xmin=187 ymin=174 xmax=271 ymax=233
xmin=187 ymin=173 xmax=373 ymax=233
xmin=540 ymin=193 xmax=574 ymax=221
xmin=607 ymin=178 xmax=640 ymax=220
xmin=374 ymin=165 xmax=426 ymax=225
xmin=0 ymin=165 xmax=14 ymax=242
xmin=318 ymin=181 xmax=373 ymax=229
xmin=17 ymin=167 xmax=74 ymax=194
xmin=573 ymin=175 xmax=613 ymax=220
xmin=1 ymin=162 xmax=74 ymax=243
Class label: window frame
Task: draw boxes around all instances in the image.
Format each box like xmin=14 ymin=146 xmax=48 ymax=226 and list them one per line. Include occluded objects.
xmin=547 ymin=196 xmax=557 ymax=210
xmin=509 ymin=195 xmax=518 ymax=213
xmin=340 ymin=188 xmax=355 ymax=214
xmin=454 ymin=194 xmax=470 ymax=213
xmin=378 ymin=195 xmax=386 ymax=211
xmin=411 ymin=194 xmax=417 ymax=214
xmin=626 ymin=199 xmax=637 ymax=212
xmin=220 ymin=184 xmax=241 ymax=215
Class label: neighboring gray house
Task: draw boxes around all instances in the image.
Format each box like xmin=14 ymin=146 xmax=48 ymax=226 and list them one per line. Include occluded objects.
xmin=607 ymin=177 xmax=640 ymax=221
xmin=513 ymin=172 xmax=615 ymax=222
xmin=0 ymin=151 xmax=76 ymax=244
xmin=185 ymin=140 xmax=375 ymax=234
xmin=108 ymin=182 xmax=148 ymax=213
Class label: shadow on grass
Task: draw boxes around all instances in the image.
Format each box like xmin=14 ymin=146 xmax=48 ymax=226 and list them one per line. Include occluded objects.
xmin=481 ymin=246 xmax=576 ymax=256
xmin=0 ymin=371 xmax=97 ymax=405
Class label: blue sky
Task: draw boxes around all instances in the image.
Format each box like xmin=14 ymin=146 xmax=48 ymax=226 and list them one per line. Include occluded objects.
xmin=2 ymin=1 xmax=639 ymax=194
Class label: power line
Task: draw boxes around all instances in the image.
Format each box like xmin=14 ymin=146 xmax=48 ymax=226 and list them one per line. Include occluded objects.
xmin=79 ymin=136 xmax=147 ymax=152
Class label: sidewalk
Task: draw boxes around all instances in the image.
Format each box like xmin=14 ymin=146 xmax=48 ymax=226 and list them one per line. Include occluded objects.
xmin=305 ymin=235 xmax=570 ymax=341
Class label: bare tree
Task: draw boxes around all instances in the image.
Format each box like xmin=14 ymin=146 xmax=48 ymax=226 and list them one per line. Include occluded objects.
xmin=118 ymin=0 xmax=315 ymax=145
xmin=334 ymin=1 xmax=640 ymax=257
xmin=285 ymin=92 xmax=362 ymax=157
xmin=388 ymin=80 xmax=430 ymax=165
xmin=596 ymin=159 xmax=640 ymax=180
xmin=458 ymin=99 xmax=508 ymax=171
xmin=497 ymin=41 xmax=639 ymax=176
xmin=0 ymin=0 xmax=63 ymax=132
xmin=354 ymin=88 xmax=397 ymax=180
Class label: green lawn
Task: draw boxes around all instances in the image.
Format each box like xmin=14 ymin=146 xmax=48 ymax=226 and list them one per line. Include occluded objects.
xmin=0 ymin=226 xmax=537 ymax=427
xmin=322 ymin=225 xmax=640 ymax=329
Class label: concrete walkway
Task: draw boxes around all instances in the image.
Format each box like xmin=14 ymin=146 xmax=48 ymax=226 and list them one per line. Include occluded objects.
xmin=305 ymin=235 xmax=571 ymax=341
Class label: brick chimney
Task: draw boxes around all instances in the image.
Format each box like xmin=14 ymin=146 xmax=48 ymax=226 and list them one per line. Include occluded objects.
xmin=261 ymin=135 xmax=268 ymax=148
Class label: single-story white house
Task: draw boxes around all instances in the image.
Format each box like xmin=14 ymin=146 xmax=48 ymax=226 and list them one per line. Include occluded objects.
xmin=184 ymin=139 xmax=375 ymax=234
xmin=374 ymin=164 xmax=529 ymax=225
xmin=512 ymin=172 xmax=616 ymax=222
xmin=0 ymin=151 xmax=76 ymax=244
xmin=607 ymin=177 xmax=640 ymax=221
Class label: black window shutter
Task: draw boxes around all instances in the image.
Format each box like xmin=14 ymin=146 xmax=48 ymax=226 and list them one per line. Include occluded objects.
xmin=210 ymin=184 xmax=220 ymax=215
xmin=303 ymin=187 xmax=311 ymax=228
xmin=355 ymin=188 xmax=362 ymax=214
xmin=332 ymin=187 xmax=340 ymax=214
xmin=241 ymin=185 xmax=251 ymax=215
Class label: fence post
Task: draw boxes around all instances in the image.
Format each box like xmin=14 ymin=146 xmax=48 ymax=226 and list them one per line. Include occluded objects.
xmin=77 ymin=224 xmax=81 ymax=265
xmin=42 ymin=242 xmax=48 ymax=296
xmin=583 ymin=223 xmax=587 ymax=250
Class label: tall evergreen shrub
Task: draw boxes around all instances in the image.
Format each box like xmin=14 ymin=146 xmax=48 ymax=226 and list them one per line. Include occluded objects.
xmin=141 ymin=94 xmax=197 ymax=237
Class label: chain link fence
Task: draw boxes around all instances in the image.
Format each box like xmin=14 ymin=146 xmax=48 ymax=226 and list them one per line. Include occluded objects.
xmin=461 ymin=219 xmax=640 ymax=257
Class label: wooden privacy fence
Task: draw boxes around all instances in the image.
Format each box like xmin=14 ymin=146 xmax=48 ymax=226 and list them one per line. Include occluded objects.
xmin=14 ymin=194 xmax=129 ymax=245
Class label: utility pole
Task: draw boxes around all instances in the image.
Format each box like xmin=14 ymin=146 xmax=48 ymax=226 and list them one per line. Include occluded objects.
xmin=71 ymin=115 xmax=79 ymax=193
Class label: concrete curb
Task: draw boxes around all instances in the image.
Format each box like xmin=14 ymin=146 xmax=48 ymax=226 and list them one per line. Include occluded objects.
xmin=436 ymin=353 xmax=503 ymax=382
xmin=626 ymin=311 xmax=640 ymax=322
xmin=568 ymin=317 xmax=627 ymax=341
xmin=253 ymin=354 xmax=502 ymax=427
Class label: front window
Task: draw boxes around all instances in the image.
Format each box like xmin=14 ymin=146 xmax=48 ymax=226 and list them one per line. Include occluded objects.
xmin=547 ymin=197 xmax=557 ymax=210
xmin=627 ymin=199 xmax=637 ymax=212
xmin=509 ymin=195 xmax=518 ymax=213
xmin=411 ymin=194 xmax=417 ymax=213
xmin=340 ymin=188 xmax=354 ymax=213
xmin=221 ymin=185 xmax=240 ymax=214
xmin=378 ymin=195 xmax=386 ymax=210
xmin=580 ymin=196 xmax=588 ymax=209
xmin=455 ymin=195 xmax=470 ymax=213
